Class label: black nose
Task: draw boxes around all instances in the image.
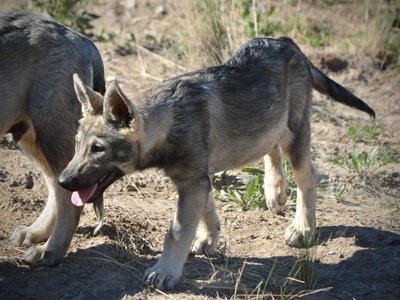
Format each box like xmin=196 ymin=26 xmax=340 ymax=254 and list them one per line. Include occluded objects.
xmin=58 ymin=173 xmax=76 ymax=191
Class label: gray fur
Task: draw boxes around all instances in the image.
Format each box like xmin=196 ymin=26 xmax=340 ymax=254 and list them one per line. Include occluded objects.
xmin=0 ymin=12 xmax=105 ymax=266
xmin=60 ymin=37 xmax=374 ymax=290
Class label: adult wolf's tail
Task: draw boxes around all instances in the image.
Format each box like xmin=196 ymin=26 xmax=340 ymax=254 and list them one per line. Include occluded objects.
xmin=308 ymin=61 xmax=375 ymax=118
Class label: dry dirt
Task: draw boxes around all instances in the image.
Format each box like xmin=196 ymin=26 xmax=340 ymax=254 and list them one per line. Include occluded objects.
xmin=1 ymin=1 xmax=400 ymax=299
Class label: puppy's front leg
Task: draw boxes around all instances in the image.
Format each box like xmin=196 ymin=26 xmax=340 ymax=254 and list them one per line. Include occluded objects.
xmin=144 ymin=176 xmax=210 ymax=290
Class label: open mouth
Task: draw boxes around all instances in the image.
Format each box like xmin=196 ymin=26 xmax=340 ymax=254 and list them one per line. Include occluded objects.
xmin=71 ymin=169 xmax=124 ymax=207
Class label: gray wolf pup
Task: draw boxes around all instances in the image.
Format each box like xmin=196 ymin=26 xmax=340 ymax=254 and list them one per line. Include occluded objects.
xmin=0 ymin=12 xmax=105 ymax=266
xmin=59 ymin=37 xmax=375 ymax=289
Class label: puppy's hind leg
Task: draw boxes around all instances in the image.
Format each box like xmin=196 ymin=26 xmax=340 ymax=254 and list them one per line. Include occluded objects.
xmin=264 ymin=144 xmax=288 ymax=213
xmin=93 ymin=195 xmax=104 ymax=235
xmin=281 ymin=131 xmax=317 ymax=248
xmin=192 ymin=190 xmax=221 ymax=255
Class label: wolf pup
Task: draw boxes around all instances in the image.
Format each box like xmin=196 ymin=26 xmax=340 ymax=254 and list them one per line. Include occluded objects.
xmin=59 ymin=37 xmax=375 ymax=289
xmin=0 ymin=12 xmax=106 ymax=266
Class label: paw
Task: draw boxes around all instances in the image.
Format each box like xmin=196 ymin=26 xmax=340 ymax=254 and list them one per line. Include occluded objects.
xmin=22 ymin=245 xmax=64 ymax=266
xmin=22 ymin=245 xmax=45 ymax=266
xmin=93 ymin=197 xmax=104 ymax=236
xmin=93 ymin=220 xmax=104 ymax=236
xmin=10 ymin=225 xmax=48 ymax=247
xmin=143 ymin=264 xmax=181 ymax=290
xmin=192 ymin=236 xmax=217 ymax=255
xmin=265 ymin=181 xmax=288 ymax=213
xmin=284 ymin=223 xmax=314 ymax=248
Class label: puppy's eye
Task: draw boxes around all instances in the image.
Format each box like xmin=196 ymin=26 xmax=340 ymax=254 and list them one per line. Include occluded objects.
xmin=91 ymin=143 xmax=105 ymax=153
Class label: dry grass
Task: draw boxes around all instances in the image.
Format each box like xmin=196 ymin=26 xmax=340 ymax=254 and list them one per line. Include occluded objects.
xmin=359 ymin=0 xmax=400 ymax=69
xmin=169 ymin=0 xmax=248 ymax=68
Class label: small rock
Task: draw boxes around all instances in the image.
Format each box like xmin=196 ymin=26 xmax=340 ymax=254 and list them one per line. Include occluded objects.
xmin=155 ymin=5 xmax=168 ymax=16
xmin=25 ymin=174 xmax=34 ymax=189
xmin=127 ymin=184 xmax=138 ymax=192
xmin=321 ymin=55 xmax=348 ymax=72
xmin=106 ymin=75 xmax=117 ymax=82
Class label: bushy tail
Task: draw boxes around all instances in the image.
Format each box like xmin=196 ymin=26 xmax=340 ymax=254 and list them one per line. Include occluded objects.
xmin=308 ymin=61 xmax=375 ymax=118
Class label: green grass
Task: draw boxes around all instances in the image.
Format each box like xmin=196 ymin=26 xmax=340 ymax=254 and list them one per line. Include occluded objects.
xmin=218 ymin=159 xmax=300 ymax=211
xmin=330 ymin=184 xmax=349 ymax=203
xmin=347 ymin=125 xmax=383 ymax=141
xmin=23 ymin=0 xmax=99 ymax=36
xmin=242 ymin=3 xmax=283 ymax=37
xmin=294 ymin=18 xmax=333 ymax=48
xmin=220 ymin=168 xmax=265 ymax=211
xmin=292 ymin=229 xmax=320 ymax=290
xmin=330 ymin=147 xmax=399 ymax=181
xmin=218 ymin=156 xmax=338 ymax=211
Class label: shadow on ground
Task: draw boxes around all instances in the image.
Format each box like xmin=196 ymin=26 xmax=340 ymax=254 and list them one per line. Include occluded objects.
xmin=0 ymin=225 xmax=399 ymax=299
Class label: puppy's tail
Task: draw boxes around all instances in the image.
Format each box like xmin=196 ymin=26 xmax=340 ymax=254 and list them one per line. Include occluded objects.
xmin=308 ymin=60 xmax=375 ymax=118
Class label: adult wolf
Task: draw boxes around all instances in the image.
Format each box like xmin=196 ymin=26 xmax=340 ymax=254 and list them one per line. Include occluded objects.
xmin=0 ymin=12 xmax=105 ymax=266
xmin=59 ymin=37 xmax=375 ymax=290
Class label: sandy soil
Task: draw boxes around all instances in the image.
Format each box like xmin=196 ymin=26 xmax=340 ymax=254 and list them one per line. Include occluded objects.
xmin=1 ymin=1 xmax=399 ymax=299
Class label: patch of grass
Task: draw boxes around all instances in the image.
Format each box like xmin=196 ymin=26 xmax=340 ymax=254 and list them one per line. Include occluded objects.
xmin=218 ymin=158 xmax=335 ymax=210
xmin=330 ymin=184 xmax=349 ymax=203
xmin=219 ymin=158 xmax=301 ymax=211
xmin=171 ymin=0 xmax=246 ymax=67
xmin=347 ymin=124 xmax=383 ymax=141
xmin=330 ymin=147 xmax=398 ymax=181
xmin=23 ymin=0 xmax=99 ymax=36
xmin=360 ymin=0 xmax=400 ymax=69
xmin=220 ymin=169 xmax=265 ymax=211
xmin=242 ymin=3 xmax=283 ymax=37
xmin=295 ymin=18 xmax=333 ymax=48
xmin=169 ymin=0 xmax=287 ymax=69
xmin=292 ymin=229 xmax=320 ymax=290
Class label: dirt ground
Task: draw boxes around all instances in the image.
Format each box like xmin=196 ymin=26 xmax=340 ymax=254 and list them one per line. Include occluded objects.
xmin=1 ymin=1 xmax=399 ymax=299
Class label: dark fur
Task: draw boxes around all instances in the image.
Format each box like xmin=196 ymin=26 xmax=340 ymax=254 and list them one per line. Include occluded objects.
xmin=0 ymin=12 xmax=105 ymax=265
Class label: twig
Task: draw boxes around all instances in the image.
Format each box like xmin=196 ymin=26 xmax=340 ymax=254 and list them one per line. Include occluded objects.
xmin=291 ymin=0 xmax=302 ymax=39
xmin=133 ymin=43 xmax=189 ymax=72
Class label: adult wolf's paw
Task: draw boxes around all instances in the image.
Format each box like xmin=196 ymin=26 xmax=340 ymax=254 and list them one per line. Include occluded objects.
xmin=22 ymin=245 xmax=64 ymax=267
xmin=10 ymin=225 xmax=49 ymax=247
xmin=143 ymin=264 xmax=181 ymax=290
xmin=284 ymin=223 xmax=314 ymax=248
xmin=21 ymin=245 xmax=46 ymax=266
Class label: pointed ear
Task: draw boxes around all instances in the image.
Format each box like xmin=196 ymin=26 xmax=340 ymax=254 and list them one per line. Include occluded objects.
xmin=103 ymin=81 xmax=140 ymax=129
xmin=73 ymin=73 xmax=103 ymax=115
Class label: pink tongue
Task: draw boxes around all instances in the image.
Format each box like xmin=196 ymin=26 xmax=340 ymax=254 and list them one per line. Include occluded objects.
xmin=71 ymin=184 xmax=98 ymax=207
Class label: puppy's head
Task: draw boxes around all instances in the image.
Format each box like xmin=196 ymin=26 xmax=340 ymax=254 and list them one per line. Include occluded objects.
xmin=59 ymin=74 xmax=143 ymax=206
